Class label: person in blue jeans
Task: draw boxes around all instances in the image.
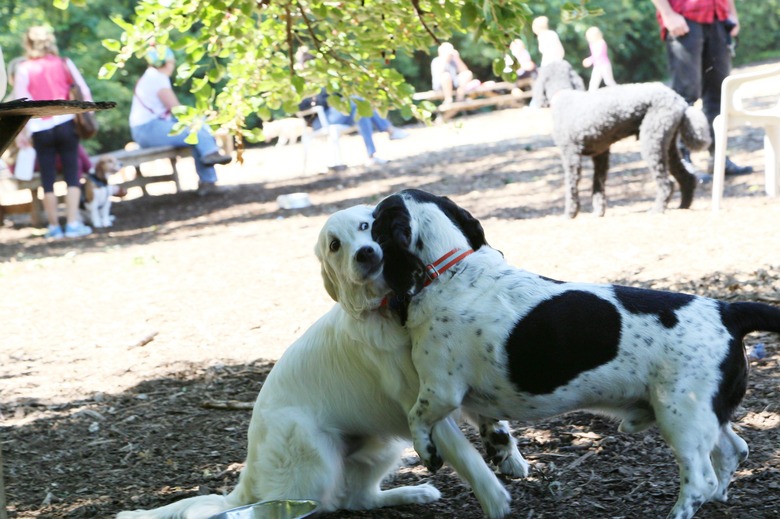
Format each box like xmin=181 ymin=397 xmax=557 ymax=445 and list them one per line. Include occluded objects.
xmin=129 ymin=46 xmax=231 ymax=195
xmin=301 ymin=88 xmax=409 ymax=166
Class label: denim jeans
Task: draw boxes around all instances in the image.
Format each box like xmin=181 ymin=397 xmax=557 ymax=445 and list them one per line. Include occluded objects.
xmin=665 ymin=20 xmax=731 ymax=153
xmin=323 ymin=105 xmax=378 ymax=157
xmin=131 ymin=117 xmax=221 ymax=183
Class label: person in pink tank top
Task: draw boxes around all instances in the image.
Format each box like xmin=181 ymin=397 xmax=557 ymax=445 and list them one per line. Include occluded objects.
xmin=13 ymin=26 xmax=94 ymax=239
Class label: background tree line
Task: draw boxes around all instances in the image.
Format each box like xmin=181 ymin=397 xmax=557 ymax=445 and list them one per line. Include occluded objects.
xmin=1 ymin=0 xmax=778 ymax=154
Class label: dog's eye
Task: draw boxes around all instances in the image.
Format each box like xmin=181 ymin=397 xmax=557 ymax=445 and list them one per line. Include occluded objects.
xmin=329 ymin=239 xmax=341 ymax=252
xmin=359 ymin=222 xmax=369 ymax=231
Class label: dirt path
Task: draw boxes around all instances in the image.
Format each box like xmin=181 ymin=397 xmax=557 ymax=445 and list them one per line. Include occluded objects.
xmin=1 ymin=62 xmax=779 ymax=518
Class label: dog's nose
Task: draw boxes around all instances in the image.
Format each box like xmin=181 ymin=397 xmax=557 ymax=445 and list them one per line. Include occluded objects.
xmin=356 ymin=246 xmax=377 ymax=264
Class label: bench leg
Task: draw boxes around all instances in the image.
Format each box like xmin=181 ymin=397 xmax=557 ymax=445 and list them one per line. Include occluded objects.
xmin=168 ymin=157 xmax=181 ymax=193
xmin=135 ymin=166 xmax=149 ymax=196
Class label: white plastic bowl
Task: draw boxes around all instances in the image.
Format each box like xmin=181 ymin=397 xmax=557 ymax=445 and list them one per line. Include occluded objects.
xmin=208 ymin=499 xmax=319 ymax=519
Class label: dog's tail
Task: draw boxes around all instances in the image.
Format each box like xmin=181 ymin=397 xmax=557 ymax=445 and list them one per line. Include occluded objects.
xmin=116 ymin=492 xmax=242 ymax=518
xmin=679 ymin=106 xmax=712 ymax=151
xmin=723 ymin=301 xmax=780 ymax=338
xmin=714 ymin=301 xmax=780 ymax=424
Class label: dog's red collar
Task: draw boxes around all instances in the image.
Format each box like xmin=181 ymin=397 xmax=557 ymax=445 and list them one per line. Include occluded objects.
xmin=379 ymin=247 xmax=474 ymax=308
xmin=424 ymin=248 xmax=474 ymax=286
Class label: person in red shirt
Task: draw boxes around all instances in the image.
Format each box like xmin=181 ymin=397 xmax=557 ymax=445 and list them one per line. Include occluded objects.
xmin=651 ymin=0 xmax=753 ymax=180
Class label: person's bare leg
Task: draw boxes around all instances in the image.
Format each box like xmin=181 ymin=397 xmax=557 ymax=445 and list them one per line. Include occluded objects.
xmin=440 ymin=73 xmax=454 ymax=104
xmin=43 ymin=192 xmax=59 ymax=226
xmin=65 ymin=186 xmax=81 ymax=225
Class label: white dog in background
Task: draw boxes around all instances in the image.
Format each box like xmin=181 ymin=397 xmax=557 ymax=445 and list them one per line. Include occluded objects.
xmin=82 ymin=155 xmax=124 ymax=228
xmin=117 ymin=205 xmax=527 ymax=519
xmin=263 ymin=117 xmax=308 ymax=146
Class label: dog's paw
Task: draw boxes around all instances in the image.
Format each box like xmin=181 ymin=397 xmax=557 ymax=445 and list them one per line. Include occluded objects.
xmin=116 ymin=511 xmax=155 ymax=519
xmin=475 ymin=481 xmax=511 ymax=519
xmin=497 ymin=451 xmax=529 ymax=479
xmin=406 ymin=483 xmax=442 ymax=504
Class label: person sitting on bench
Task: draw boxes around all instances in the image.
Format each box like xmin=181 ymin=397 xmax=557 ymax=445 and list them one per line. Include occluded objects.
xmin=430 ymin=42 xmax=477 ymax=105
xmin=129 ymin=45 xmax=231 ymax=196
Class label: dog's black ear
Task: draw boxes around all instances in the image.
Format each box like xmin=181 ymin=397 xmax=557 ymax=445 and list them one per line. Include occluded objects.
xmin=438 ymin=196 xmax=488 ymax=250
xmin=373 ymin=195 xmax=427 ymax=297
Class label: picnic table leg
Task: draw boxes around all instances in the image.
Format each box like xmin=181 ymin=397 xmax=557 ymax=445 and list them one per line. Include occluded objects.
xmin=168 ymin=157 xmax=181 ymax=193
xmin=0 ymin=114 xmax=31 ymax=156
xmin=30 ymin=186 xmax=43 ymax=228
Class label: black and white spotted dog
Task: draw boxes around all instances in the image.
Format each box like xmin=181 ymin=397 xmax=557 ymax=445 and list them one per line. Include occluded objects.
xmin=372 ymin=188 xmax=780 ymax=519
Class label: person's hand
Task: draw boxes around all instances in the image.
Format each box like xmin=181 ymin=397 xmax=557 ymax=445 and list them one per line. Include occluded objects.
xmin=728 ymin=17 xmax=740 ymax=37
xmin=582 ymin=57 xmax=593 ymax=68
xmin=661 ymin=10 xmax=690 ymax=38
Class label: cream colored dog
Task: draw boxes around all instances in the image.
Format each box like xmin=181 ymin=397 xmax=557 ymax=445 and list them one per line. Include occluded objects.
xmin=263 ymin=117 xmax=308 ymax=146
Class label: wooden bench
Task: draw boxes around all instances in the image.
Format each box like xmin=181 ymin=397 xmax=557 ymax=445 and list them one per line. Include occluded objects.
xmin=413 ymin=78 xmax=534 ymax=121
xmin=2 ymin=130 xmax=237 ymax=226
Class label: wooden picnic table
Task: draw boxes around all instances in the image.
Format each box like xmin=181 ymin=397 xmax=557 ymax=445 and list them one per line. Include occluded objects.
xmin=0 ymin=99 xmax=116 ymax=155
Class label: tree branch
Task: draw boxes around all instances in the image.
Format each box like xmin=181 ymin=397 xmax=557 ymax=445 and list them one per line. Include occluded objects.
xmin=410 ymin=0 xmax=440 ymax=43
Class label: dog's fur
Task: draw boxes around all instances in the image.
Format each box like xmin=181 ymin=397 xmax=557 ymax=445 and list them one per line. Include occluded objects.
xmin=532 ymin=60 xmax=711 ymax=218
xmin=82 ymin=155 xmax=122 ymax=228
xmin=263 ymin=117 xmax=308 ymax=146
xmin=372 ymin=189 xmax=780 ymax=519
xmin=117 ymin=205 xmax=528 ymax=519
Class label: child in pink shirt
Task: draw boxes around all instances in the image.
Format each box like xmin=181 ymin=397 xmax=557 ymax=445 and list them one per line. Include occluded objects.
xmin=582 ymin=26 xmax=617 ymax=91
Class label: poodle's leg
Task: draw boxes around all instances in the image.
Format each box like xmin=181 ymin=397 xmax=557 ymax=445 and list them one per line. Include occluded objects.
xmin=639 ymin=116 xmax=678 ymax=213
xmin=667 ymin=136 xmax=697 ymax=209
xmin=559 ymin=147 xmax=582 ymax=218
xmin=591 ymin=150 xmax=610 ymax=217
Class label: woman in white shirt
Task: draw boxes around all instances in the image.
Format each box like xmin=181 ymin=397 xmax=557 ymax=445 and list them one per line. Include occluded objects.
xmin=129 ymin=46 xmax=231 ymax=196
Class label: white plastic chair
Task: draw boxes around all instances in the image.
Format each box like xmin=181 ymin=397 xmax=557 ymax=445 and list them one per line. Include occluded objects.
xmin=298 ymin=105 xmax=356 ymax=172
xmin=712 ymin=64 xmax=780 ymax=212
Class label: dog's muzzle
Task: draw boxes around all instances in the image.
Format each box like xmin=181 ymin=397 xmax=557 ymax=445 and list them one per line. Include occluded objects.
xmin=356 ymin=245 xmax=383 ymax=277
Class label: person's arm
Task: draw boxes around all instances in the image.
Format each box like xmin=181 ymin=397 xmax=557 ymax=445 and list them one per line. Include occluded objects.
xmin=452 ymin=50 xmax=470 ymax=73
xmin=726 ymin=0 xmax=740 ymax=36
xmin=157 ymin=86 xmax=180 ymax=111
xmin=65 ymin=58 xmax=93 ymax=102
xmin=650 ymin=0 xmax=690 ymax=37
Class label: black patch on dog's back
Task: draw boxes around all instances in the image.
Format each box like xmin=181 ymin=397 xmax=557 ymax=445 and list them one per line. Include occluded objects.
xmin=506 ymin=291 xmax=621 ymax=395
xmin=613 ymin=285 xmax=694 ymax=329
